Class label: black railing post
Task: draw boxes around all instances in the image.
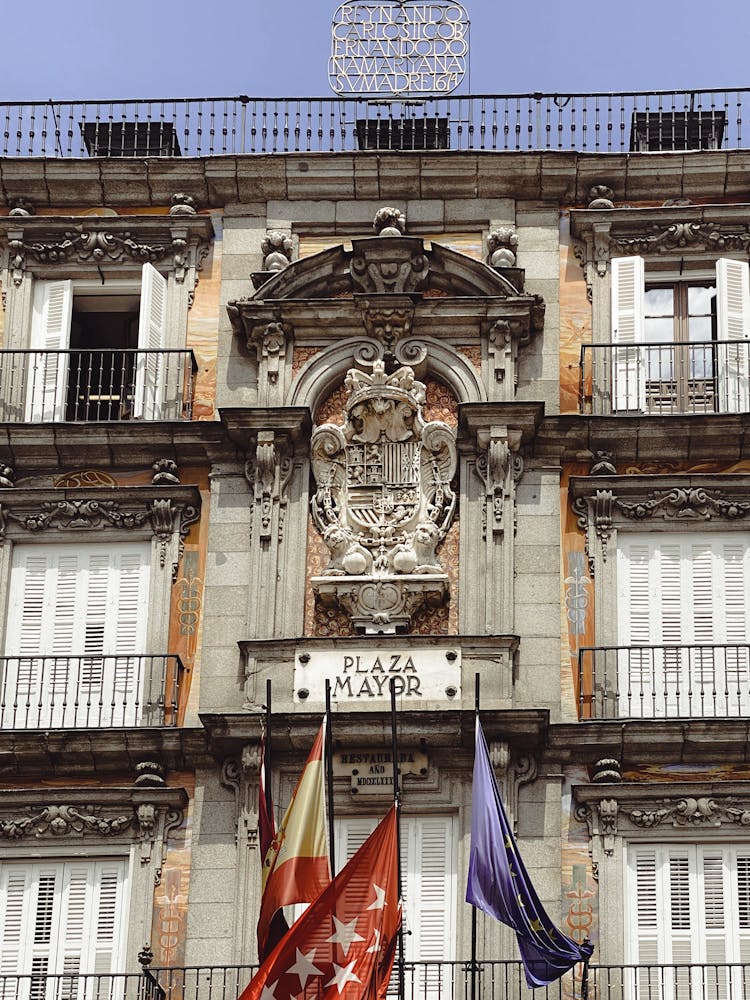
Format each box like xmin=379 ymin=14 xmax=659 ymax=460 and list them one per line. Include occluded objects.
xmin=138 ymin=945 xmax=166 ymax=1000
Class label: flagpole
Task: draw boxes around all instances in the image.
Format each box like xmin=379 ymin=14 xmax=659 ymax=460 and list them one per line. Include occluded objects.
xmin=265 ymin=678 xmax=272 ymax=818
xmin=389 ymin=677 xmax=405 ymax=1000
xmin=471 ymin=672 xmax=479 ymax=1000
xmin=325 ymin=678 xmax=336 ymax=878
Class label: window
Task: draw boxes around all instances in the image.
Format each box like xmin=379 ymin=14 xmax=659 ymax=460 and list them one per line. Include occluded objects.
xmin=0 ymin=858 xmax=129 ymax=998
xmin=611 ymin=256 xmax=750 ymax=413
xmin=1 ymin=542 xmax=151 ymax=728
xmin=628 ymin=844 xmax=750 ymax=1000
xmin=336 ymin=815 xmax=456 ymax=993
xmin=26 ymin=264 xmax=171 ymax=422
xmin=617 ymin=532 xmax=750 ymax=718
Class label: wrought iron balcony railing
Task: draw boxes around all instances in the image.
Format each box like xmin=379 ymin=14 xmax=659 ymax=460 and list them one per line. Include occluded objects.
xmin=0 ymin=349 xmax=197 ymax=423
xmin=579 ymin=644 xmax=750 ymax=719
xmin=579 ymin=342 xmax=750 ymax=416
xmin=0 ymin=653 xmax=184 ymax=729
xmin=1 ymin=89 xmax=748 ymax=157
xmin=5 ymin=962 xmax=750 ymax=1000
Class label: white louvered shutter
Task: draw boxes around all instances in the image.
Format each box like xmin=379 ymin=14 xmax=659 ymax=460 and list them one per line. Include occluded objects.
xmin=717 ymin=258 xmax=750 ymax=413
xmin=0 ymin=861 xmax=128 ymax=986
xmin=4 ymin=543 xmax=150 ymax=728
xmin=618 ymin=533 xmax=750 ymax=718
xmin=611 ymin=256 xmax=646 ymax=412
xmin=26 ymin=280 xmax=73 ymax=422
xmin=335 ymin=813 xmax=455 ymax=989
xmin=133 ymin=263 xmax=169 ymax=420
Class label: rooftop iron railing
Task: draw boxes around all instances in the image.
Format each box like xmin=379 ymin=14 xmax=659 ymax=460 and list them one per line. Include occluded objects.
xmin=0 ymin=653 xmax=184 ymax=729
xmin=578 ymin=644 xmax=750 ymax=719
xmin=1 ymin=89 xmax=749 ymax=157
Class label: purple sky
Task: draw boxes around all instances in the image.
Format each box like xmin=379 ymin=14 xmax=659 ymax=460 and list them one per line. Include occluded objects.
xmin=2 ymin=0 xmax=749 ymax=101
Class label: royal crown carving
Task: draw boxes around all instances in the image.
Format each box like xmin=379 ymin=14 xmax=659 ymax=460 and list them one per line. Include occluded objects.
xmin=310 ymin=360 xmax=457 ymax=633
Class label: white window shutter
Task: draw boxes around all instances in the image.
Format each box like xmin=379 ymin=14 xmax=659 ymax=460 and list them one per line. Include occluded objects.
xmin=4 ymin=543 xmax=150 ymax=728
xmin=134 ymin=263 xmax=169 ymax=419
xmin=0 ymin=861 xmax=128 ymax=980
xmin=26 ymin=280 xmax=73 ymax=422
xmin=611 ymin=256 xmax=646 ymax=411
xmin=716 ymin=257 xmax=750 ymax=412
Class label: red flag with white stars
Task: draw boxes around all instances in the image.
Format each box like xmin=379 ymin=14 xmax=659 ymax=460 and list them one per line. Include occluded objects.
xmin=241 ymin=805 xmax=401 ymax=1000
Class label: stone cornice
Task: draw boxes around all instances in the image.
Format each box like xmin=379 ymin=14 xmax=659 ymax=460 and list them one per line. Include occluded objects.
xmin=571 ymin=203 xmax=750 ymax=251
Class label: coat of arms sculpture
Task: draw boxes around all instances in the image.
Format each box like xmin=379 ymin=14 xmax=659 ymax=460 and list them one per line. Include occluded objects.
xmin=311 ymin=361 xmax=457 ymax=632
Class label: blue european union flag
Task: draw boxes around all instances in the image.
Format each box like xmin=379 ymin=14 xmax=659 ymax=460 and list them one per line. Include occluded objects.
xmin=466 ymin=717 xmax=593 ymax=987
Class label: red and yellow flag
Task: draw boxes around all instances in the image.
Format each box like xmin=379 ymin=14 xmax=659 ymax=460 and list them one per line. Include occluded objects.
xmin=257 ymin=722 xmax=331 ymax=962
xmin=244 ymin=805 xmax=401 ymax=1000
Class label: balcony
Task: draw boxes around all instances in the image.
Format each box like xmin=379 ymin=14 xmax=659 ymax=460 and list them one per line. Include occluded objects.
xmin=2 ymin=89 xmax=750 ymax=156
xmin=0 ymin=653 xmax=184 ymax=729
xmin=579 ymin=644 xmax=750 ymax=719
xmin=0 ymin=350 xmax=197 ymax=423
xmin=579 ymin=342 xmax=750 ymax=416
xmin=9 ymin=962 xmax=750 ymax=1000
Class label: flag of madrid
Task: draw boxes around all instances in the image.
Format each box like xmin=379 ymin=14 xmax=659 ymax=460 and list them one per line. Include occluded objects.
xmin=241 ymin=805 xmax=401 ymax=1000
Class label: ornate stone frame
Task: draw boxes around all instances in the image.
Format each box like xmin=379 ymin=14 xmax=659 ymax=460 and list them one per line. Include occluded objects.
xmin=0 ymin=484 xmax=201 ymax=655
xmin=570 ymin=203 xmax=750 ymax=341
xmin=573 ymin=780 xmax=750 ymax=965
xmin=0 ymin=215 xmax=213 ymax=352
xmin=569 ymin=473 xmax=750 ymax=646
xmin=0 ymin=783 xmax=187 ymax=972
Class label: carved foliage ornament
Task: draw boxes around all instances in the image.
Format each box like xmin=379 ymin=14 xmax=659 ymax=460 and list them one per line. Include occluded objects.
xmin=573 ymin=485 xmax=750 ymax=567
xmin=7 ymin=230 xmax=192 ymax=287
xmin=612 ymin=221 xmax=750 ymax=257
xmin=310 ymin=360 xmax=457 ymax=632
xmin=0 ymin=804 xmax=133 ymax=839
xmin=244 ymin=433 xmax=294 ymax=544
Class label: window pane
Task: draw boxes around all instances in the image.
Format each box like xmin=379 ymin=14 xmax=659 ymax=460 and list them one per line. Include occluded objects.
xmin=645 ymin=287 xmax=674 ymax=317
xmin=644 ymin=317 xmax=674 ymax=342
xmin=689 ymin=316 xmax=713 ymax=342
xmin=688 ymin=284 xmax=716 ymax=315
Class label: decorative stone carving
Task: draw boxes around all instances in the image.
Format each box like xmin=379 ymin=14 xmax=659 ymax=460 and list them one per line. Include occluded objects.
xmin=591 ymin=758 xmax=622 ymax=783
xmin=253 ymin=321 xmax=289 ymax=385
xmin=244 ymin=432 xmax=294 ymax=543
xmin=134 ymin=761 xmax=167 ymax=787
xmin=152 ymin=459 xmax=180 ymax=486
xmin=612 ymin=221 xmax=750 ymax=256
xmin=373 ymin=206 xmax=406 ymax=236
xmin=590 ymin=451 xmax=616 ymax=476
xmin=311 ymin=360 xmax=457 ymax=632
xmin=169 ymin=193 xmax=197 ymax=217
xmin=8 ymin=198 xmax=34 ymax=217
xmin=221 ymin=745 xmax=261 ymax=847
xmin=262 ymin=231 xmax=293 ymax=271
xmin=475 ymin=429 xmax=523 ymax=537
xmin=588 ymin=185 xmax=615 ymax=209
xmin=358 ymin=297 xmax=415 ymax=354
xmin=350 ymin=239 xmax=429 ymax=294
xmin=0 ymin=804 xmax=132 ymax=839
xmin=487 ymin=228 xmax=518 ymax=268
xmin=0 ymin=465 xmax=15 ymax=488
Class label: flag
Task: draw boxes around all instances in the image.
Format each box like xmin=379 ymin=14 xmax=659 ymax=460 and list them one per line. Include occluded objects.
xmin=242 ymin=805 xmax=401 ymax=1000
xmin=466 ymin=717 xmax=593 ymax=987
xmin=258 ymin=735 xmax=289 ymax=954
xmin=257 ymin=722 xmax=332 ymax=962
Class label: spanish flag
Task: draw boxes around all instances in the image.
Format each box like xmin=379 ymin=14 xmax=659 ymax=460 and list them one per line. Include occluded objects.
xmin=257 ymin=721 xmax=331 ymax=961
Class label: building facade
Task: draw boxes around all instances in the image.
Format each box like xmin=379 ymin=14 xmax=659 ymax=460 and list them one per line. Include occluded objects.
xmin=0 ymin=92 xmax=749 ymax=1000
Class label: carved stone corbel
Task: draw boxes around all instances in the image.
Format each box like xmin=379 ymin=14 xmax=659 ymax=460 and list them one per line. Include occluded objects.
xmin=474 ymin=427 xmax=523 ymax=538
xmin=244 ymin=432 xmax=294 ymax=544
xmin=572 ymin=219 xmax=612 ymax=303
xmin=358 ymin=296 xmax=416 ymax=354
xmin=221 ymin=744 xmax=261 ymax=848
xmin=574 ymin=798 xmax=619 ymax=856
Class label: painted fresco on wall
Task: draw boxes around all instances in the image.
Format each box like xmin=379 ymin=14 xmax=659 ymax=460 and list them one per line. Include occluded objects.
xmin=151 ymin=771 xmax=195 ymax=969
xmin=561 ymin=766 xmax=597 ymax=962
xmin=305 ymin=376 xmax=459 ymax=636
xmin=559 ymin=214 xmax=591 ymax=414
xmin=188 ymin=212 xmax=221 ymax=420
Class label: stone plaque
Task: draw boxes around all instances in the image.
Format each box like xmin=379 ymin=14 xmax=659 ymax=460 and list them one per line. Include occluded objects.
xmin=334 ymin=749 xmax=429 ymax=795
xmin=294 ymin=647 xmax=461 ymax=703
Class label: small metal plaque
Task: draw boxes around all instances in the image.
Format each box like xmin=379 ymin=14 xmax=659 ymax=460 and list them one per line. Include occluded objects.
xmin=329 ymin=2 xmax=469 ymax=96
xmin=334 ymin=749 xmax=429 ymax=795
xmin=294 ymin=647 xmax=461 ymax=703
